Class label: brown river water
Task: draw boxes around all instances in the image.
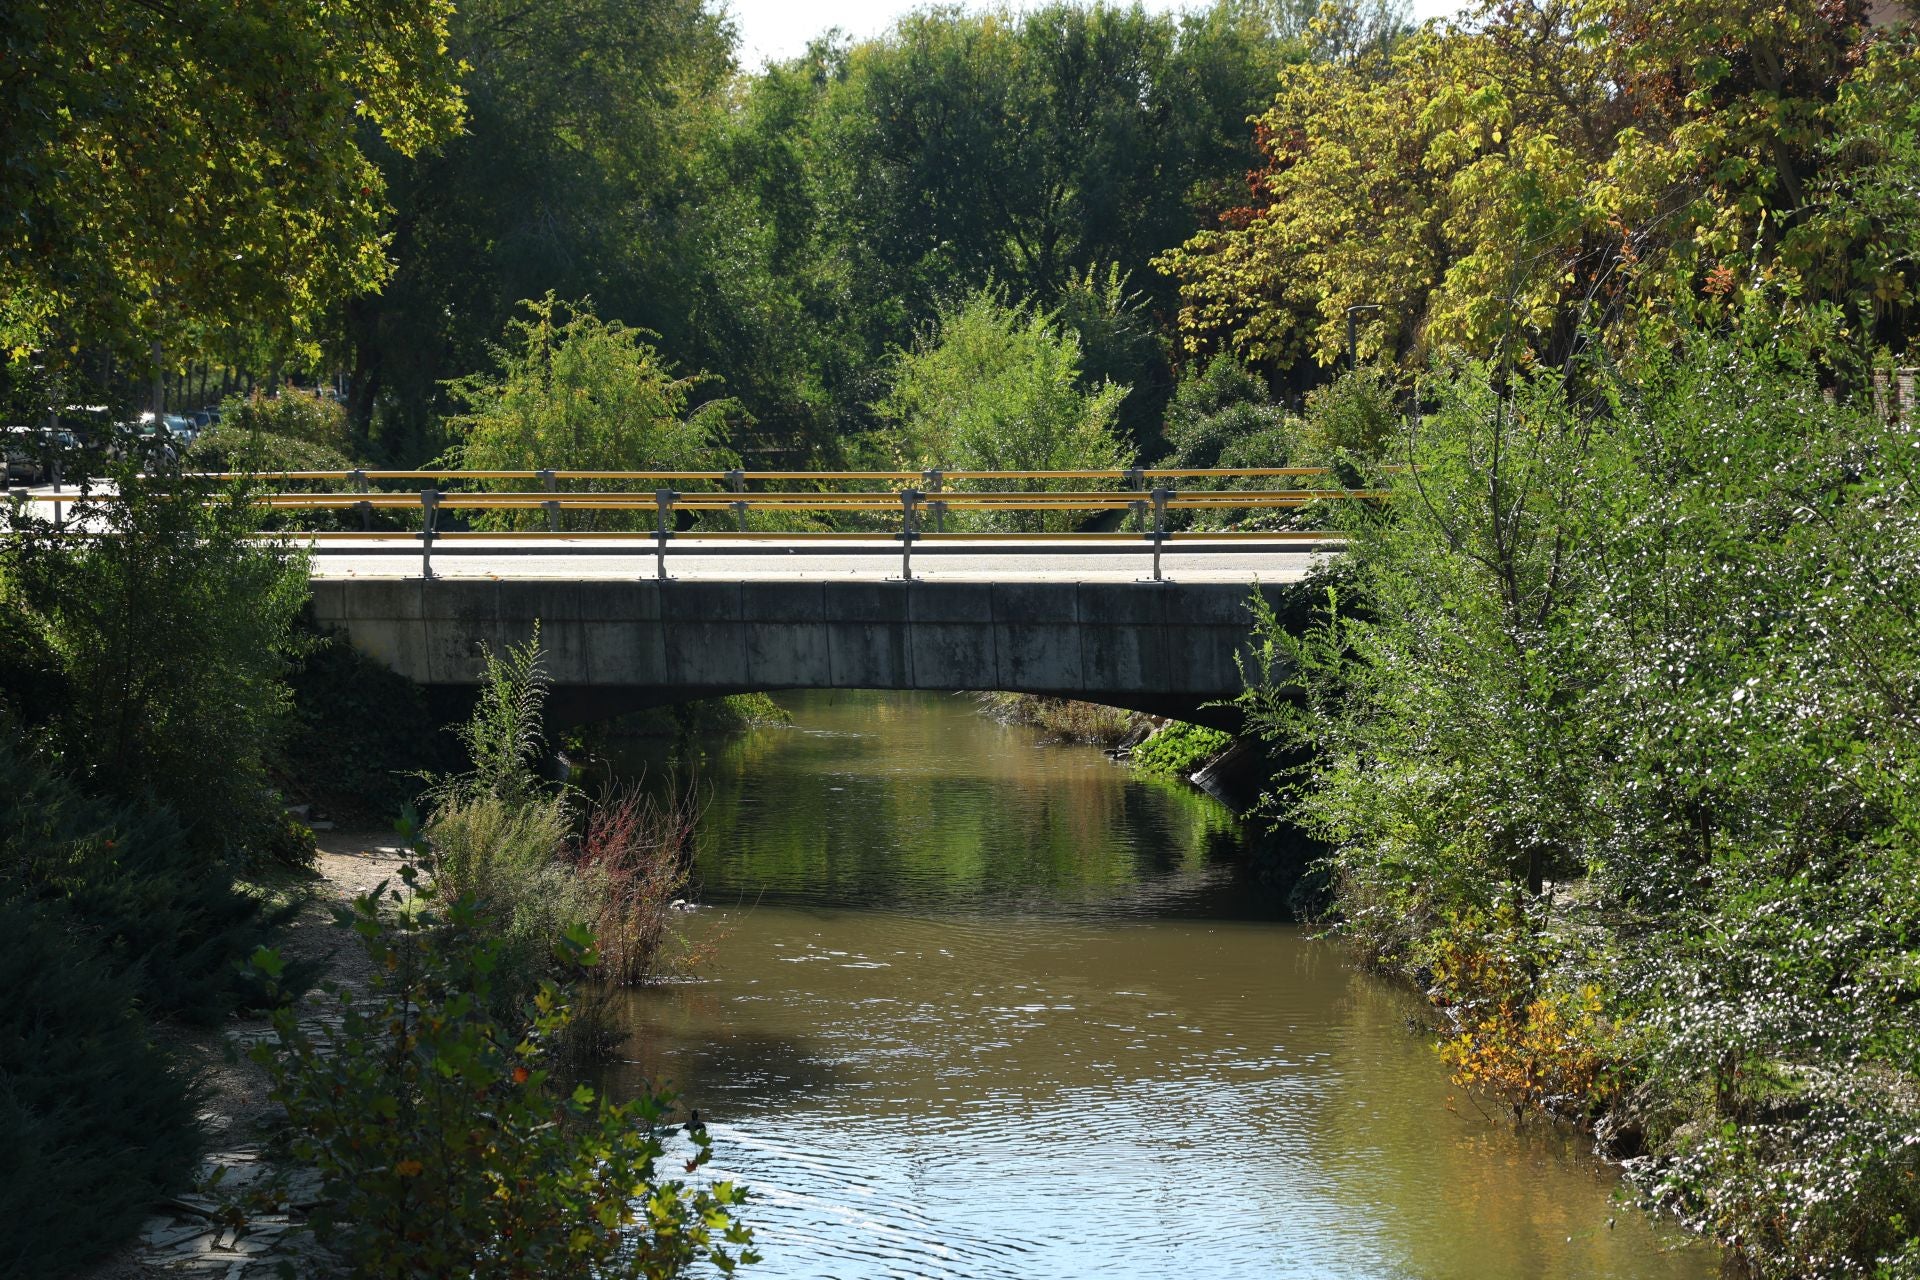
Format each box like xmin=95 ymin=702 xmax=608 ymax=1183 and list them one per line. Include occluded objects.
xmin=601 ymin=691 xmax=1716 ymax=1279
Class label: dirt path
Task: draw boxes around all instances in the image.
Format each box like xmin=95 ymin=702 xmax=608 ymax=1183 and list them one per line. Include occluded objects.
xmin=80 ymin=829 xmax=411 ymax=1280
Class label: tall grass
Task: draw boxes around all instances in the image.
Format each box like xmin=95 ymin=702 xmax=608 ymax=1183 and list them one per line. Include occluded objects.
xmin=421 ymin=630 xmax=706 ymax=1053
xmin=569 ymin=781 xmax=701 ymax=986
xmin=978 ymin=692 xmax=1145 ymax=747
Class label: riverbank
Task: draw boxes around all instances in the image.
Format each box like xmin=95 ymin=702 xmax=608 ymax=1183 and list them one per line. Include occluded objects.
xmin=80 ymin=829 xmax=411 ymax=1280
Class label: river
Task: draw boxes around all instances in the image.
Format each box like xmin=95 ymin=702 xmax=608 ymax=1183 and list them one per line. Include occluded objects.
xmin=601 ymin=691 xmax=1715 ymax=1279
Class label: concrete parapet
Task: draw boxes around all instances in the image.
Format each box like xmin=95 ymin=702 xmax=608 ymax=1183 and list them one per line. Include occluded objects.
xmin=310 ymin=576 xmax=1288 ymax=728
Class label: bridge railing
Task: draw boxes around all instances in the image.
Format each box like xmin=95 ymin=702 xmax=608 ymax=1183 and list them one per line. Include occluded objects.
xmin=5 ymin=467 xmax=1387 ymax=581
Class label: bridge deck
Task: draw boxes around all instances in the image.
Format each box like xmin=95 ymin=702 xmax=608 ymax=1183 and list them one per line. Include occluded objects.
xmin=303 ymin=536 xmax=1328 ymax=583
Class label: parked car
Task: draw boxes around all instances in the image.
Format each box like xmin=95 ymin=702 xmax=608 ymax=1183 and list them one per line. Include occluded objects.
xmin=2 ymin=425 xmax=80 ymax=484
xmin=3 ymin=425 xmax=41 ymax=483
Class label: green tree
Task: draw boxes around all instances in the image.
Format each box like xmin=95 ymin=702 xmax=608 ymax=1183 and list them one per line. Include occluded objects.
xmin=881 ymin=289 xmax=1132 ymax=530
xmin=1158 ymin=0 xmax=1920 ymax=375
xmin=1 ymin=0 xmax=464 ymax=364
xmin=443 ymin=297 xmax=737 ymax=531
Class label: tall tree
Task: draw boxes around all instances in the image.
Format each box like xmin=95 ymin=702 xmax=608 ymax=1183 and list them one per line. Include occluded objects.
xmin=1157 ymin=0 xmax=1920 ymax=377
xmin=337 ymin=0 xmax=736 ymax=461
xmin=1 ymin=0 xmax=463 ymax=365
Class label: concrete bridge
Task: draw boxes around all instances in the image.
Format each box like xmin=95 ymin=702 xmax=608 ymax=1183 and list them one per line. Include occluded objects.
xmin=308 ymin=562 xmax=1303 ymax=729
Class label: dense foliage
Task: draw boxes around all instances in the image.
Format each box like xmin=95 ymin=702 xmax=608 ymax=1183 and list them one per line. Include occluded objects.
xmin=1159 ymin=0 xmax=1920 ymax=376
xmin=250 ymin=869 xmax=757 ymax=1277
xmin=1 ymin=468 xmax=311 ymax=855
xmin=443 ymin=296 xmax=738 ymax=530
xmin=1240 ymin=337 xmax=1920 ymax=1276
xmin=1 ymin=0 xmax=463 ymax=364
xmin=338 ymin=0 xmax=1334 ymax=461
xmin=881 ymin=290 xmax=1133 ymax=529
xmin=0 ymin=896 xmax=200 ymax=1277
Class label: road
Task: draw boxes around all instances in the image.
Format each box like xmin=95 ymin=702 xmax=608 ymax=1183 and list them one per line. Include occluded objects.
xmin=299 ymin=536 xmax=1332 ymax=583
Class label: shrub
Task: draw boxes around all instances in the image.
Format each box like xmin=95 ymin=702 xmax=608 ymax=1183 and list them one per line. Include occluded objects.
xmin=881 ymin=289 xmax=1133 ymax=531
xmin=0 ymin=899 xmax=202 ymax=1278
xmin=1295 ymin=367 xmax=1398 ymax=467
xmin=0 ymin=464 xmax=312 ymax=859
xmin=250 ymin=871 xmax=758 ymax=1278
xmin=216 ymin=387 xmax=352 ymax=454
xmin=1 ymin=718 xmax=286 ymax=1023
xmin=1130 ymin=721 xmax=1234 ymax=779
xmin=1160 ymin=354 xmax=1295 ymax=471
xmin=184 ymin=423 xmax=355 ymax=475
xmin=426 ymin=790 xmax=597 ymax=1005
xmin=1239 ymin=336 xmax=1920 ymax=1275
xmin=443 ymin=295 xmax=738 ymax=532
xmin=570 ymin=783 xmax=699 ymax=986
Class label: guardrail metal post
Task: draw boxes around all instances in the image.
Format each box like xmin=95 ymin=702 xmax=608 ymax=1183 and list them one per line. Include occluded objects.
xmin=1124 ymin=466 xmax=1145 ymax=532
xmin=895 ymin=488 xmax=921 ymax=581
xmin=539 ymin=469 xmax=559 ymax=532
xmin=50 ymin=457 xmax=63 ymax=528
xmin=1137 ymin=486 xmax=1170 ymax=584
xmin=923 ymin=467 xmax=945 ymax=533
xmin=419 ymin=489 xmax=441 ymax=579
xmin=726 ymin=468 xmax=747 ymax=532
xmin=351 ymin=468 xmax=370 ymax=531
xmin=653 ymin=488 xmax=678 ymax=582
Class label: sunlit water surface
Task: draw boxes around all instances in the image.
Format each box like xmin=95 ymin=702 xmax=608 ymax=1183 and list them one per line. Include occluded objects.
xmin=602 ymin=691 xmax=1715 ymax=1279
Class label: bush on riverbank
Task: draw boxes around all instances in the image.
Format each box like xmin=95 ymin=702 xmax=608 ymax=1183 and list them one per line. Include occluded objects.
xmin=0 ymin=465 xmax=313 ymax=861
xmin=423 ymin=630 xmax=701 ymax=1027
xmin=1129 ymin=721 xmax=1233 ymax=779
xmin=978 ymin=692 xmax=1145 ymax=747
xmin=1239 ymin=335 xmax=1920 ymax=1277
xmin=0 ymin=471 xmax=319 ymax=1270
xmin=0 ymin=898 xmax=202 ymax=1278
xmin=249 ymin=870 xmax=756 ymax=1278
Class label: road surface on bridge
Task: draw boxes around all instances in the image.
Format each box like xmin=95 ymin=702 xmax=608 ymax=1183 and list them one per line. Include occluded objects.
xmin=300 ymin=536 xmax=1329 ymax=583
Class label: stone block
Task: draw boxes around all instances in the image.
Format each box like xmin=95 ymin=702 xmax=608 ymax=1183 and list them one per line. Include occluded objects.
xmin=664 ymin=620 xmax=750 ymax=689
xmin=910 ymin=622 xmax=994 ymax=690
xmin=662 ymin=580 xmax=744 ymax=623
xmin=1074 ymin=582 xmax=1166 ymax=627
xmin=908 ymin=581 xmax=994 ymax=624
xmin=1079 ymin=617 xmax=1167 ymax=692
xmin=992 ymin=580 xmax=1078 ymax=624
xmin=994 ymin=621 xmax=1083 ymax=691
xmin=578 ymin=621 xmax=668 ymax=685
xmin=822 ymin=580 xmax=910 ymax=623
xmin=745 ymin=621 xmax=833 ymax=686
xmin=1173 ymin=583 xmax=1262 ymax=625
xmin=421 ymin=579 xmax=499 ymax=623
xmin=828 ymin=621 xmax=913 ymax=689
xmin=740 ymin=580 xmax=828 ymax=623
xmin=341 ymin=577 xmax=423 ymax=622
